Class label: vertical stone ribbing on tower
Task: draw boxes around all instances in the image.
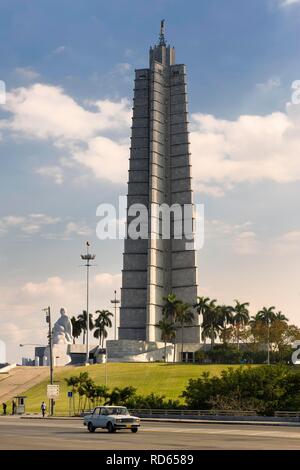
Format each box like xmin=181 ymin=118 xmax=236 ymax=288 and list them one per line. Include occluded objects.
xmin=119 ymin=68 xmax=150 ymax=340
xmin=169 ymin=64 xmax=199 ymax=343
xmin=119 ymin=30 xmax=199 ymax=344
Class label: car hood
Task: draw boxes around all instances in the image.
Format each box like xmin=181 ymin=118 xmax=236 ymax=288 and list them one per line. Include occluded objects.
xmin=111 ymin=414 xmax=139 ymax=419
xmin=84 ymin=413 xmax=139 ymax=420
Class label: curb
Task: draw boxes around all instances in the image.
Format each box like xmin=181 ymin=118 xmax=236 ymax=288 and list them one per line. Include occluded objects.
xmin=19 ymin=415 xmax=300 ymax=427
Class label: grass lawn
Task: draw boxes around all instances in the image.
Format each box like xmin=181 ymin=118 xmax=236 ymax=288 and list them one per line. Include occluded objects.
xmin=23 ymin=363 xmax=244 ymax=414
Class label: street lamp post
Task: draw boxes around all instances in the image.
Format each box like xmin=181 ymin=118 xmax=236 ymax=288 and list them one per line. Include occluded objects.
xmin=43 ymin=306 xmax=54 ymax=415
xmin=110 ymin=290 xmax=120 ymax=341
xmin=267 ymin=319 xmax=270 ymax=366
xmin=81 ymin=242 xmax=96 ymax=365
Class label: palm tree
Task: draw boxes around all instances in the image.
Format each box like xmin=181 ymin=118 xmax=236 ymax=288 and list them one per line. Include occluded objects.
xmin=249 ymin=312 xmax=260 ymax=326
xmin=194 ymin=296 xmax=211 ymax=342
xmin=71 ymin=316 xmax=82 ymax=344
xmin=77 ymin=310 xmax=94 ymax=345
xmin=162 ymin=293 xmax=182 ymax=362
xmin=275 ymin=311 xmax=289 ymax=323
xmin=155 ymin=318 xmax=176 ymax=362
xmin=94 ymin=310 xmax=113 ymax=348
xmin=94 ymin=385 xmax=109 ymax=406
xmin=175 ymin=303 xmax=194 ymax=360
xmin=257 ymin=306 xmax=276 ymax=365
xmin=232 ymin=300 xmax=250 ymax=349
xmin=201 ymin=299 xmax=221 ymax=349
xmin=217 ymin=305 xmax=234 ymax=345
xmin=162 ymin=293 xmax=181 ymax=323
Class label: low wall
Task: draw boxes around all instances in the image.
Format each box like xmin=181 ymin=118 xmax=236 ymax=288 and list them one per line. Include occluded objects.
xmin=129 ymin=409 xmax=300 ymax=423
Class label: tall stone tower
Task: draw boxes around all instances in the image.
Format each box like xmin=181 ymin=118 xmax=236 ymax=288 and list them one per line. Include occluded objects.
xmin=119 ymin=21 xmax=199 ymax=348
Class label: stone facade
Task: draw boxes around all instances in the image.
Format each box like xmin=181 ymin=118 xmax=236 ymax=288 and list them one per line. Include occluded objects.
xmin=107 ymin=339 xmax=174 ymax=363
xmin=119 ymin=25 xmax=199 ymax=347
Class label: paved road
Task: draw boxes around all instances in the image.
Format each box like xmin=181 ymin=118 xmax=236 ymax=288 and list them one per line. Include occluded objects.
xmin=1 ymin=417 xmax=300 ymax=450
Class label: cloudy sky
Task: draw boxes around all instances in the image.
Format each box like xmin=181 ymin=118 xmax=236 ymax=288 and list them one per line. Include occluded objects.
xmin=1 ymin=0 xmax=300 ymax=362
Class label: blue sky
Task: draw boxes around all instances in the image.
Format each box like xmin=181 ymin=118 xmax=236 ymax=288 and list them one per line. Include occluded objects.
xmin=1 ymin=0 xmax=300 ymax=362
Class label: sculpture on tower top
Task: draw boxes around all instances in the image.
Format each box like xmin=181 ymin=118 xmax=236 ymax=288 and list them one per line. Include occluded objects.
xmin=159 ymin=19 xmax=166 ymax=46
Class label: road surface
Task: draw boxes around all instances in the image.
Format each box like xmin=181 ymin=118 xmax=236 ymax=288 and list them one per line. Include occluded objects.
xmin=0 ymin=417 xmax=300 ymax=450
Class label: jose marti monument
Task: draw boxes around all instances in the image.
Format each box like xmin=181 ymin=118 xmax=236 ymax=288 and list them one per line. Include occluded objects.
xmin=107 ymin=21 xmax=200 ymax=362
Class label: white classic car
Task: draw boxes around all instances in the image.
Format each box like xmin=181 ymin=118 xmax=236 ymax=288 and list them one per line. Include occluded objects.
xmin=83 ymin=406 xmax=140 ymax=433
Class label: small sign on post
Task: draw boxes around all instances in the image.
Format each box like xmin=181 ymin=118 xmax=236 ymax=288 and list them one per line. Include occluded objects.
xmin=68 ymin=390 xmax=73 ymax=416
xmin=47 ymin=384 xmax=60 ymax=399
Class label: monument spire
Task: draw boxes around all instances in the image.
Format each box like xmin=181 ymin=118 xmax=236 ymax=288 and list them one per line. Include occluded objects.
xmin=159 ymin=19 xmax=166 ymax=46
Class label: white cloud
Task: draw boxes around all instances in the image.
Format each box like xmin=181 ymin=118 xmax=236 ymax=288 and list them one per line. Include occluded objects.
xmin=1 ymin=84 xmax=131 ymax=142
xmin=279 ymin=0 xmax=300 ymax=7
xmin=65 ymin=222 xmax=92 ymax=237
xmin=205 ymin=220 xmax=260 ymax=255
xmin=255 ymin=77 xmax=281 ymax=92
xmin=73 ymin=136 xmax=128 ymax=184
xmin=0 ymin=83 xmax=131 ymax=186
xmin=114 ymin=62 xmax=132 ymax=74
xmin=190 ymin=103 xmax=300 ymax=195
xmin=0 ymin=213 xmax=60 ymax=236
xmin=35 ymin=165 xmax=64 ymax=184
xmin=272 ymin=230 xmax=300 ymax=254
xmin=4 ymin=82 xmax=300 ymax=195
xmin=0 ymin=273 xmax=121 ymax=361
xmin=205 ymin=219 xmax=300 ymax=256
xmin=234 ymin=231 xmax=259 ymax=255
xmin=51 ymin=46 xmax=67 ymax=55
xmin=15 ymin=67 xmax=40 ymax=81
xmin=0 ymin=214 xmax=97 ymax=240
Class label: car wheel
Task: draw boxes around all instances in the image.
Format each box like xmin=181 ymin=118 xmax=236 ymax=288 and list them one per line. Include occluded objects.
xmin=88 ymin=422 xmax=95 ymax=433
xmin=107 ymin=422 xmax=116 ymax=433
xmin=131 ymin=427 xmax=138 ymax=433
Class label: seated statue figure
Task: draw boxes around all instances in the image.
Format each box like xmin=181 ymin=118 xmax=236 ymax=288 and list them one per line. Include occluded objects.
xmin=52 ymin=308 xmax=73 ymax=344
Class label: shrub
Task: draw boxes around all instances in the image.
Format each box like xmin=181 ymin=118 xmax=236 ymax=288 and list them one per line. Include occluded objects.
xmin=126 ymin=392 xmax=181 ymax=410
xmin=181 ymin=365 xmax=300 ymax=416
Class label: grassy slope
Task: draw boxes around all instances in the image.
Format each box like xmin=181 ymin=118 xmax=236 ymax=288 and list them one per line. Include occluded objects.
xmin=23 ymin=363 xmax=242 ymax=414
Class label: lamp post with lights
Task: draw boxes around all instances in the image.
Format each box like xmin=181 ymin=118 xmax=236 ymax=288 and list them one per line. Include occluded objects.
xmin=110 ymin=290 xmax=120 ymax=341
xmin=81 ymin=242 xmax=96 ymax=365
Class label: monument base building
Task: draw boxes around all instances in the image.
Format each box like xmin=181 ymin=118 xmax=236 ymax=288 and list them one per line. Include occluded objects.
xmin=108 ymin=22 xmax=200 ymax=362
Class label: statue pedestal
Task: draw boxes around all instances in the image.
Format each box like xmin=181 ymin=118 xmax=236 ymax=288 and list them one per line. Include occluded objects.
xmin=43 ymin=344 xmax=71 ymax=367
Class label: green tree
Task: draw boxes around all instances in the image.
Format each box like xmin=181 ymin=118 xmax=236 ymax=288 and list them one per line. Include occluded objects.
xmin=155 ymin=318 xmax=176 ymax=362
xmin=162 ymin=293 xmax=181 ymax=323
xmin=181 ymin=365 xmax=300 ymax=415
xmin=94 ymin=310 xmax=113 ymax=348
xmin=106 ymin=386 xmax=137 ymax=406
xmin=65 ymin=371 xmax=91 ymax=414
xmin=175 ymin=302 xmax=194 ymax=360
xmin=274 ymin=311 xmax=289 ymax=323
xmin=257 ymin=306 xmax=276 ymax=364
xmin=65 ymin=375 xmax=80 ymax=415
xmin=201 ymin=299 xmax=221 ymax=349
xmin=162 ymin=293 xmax=182 ymax=362
xmin=77 ymin=310 xmax=94 ymax=345
xmin=70 ymin=316 xmax=82 ymax=344
xmin=217 ymin=305 xmax=234 ymax=345
xmin=94 ymin=385 xmax=109 ymax=406
xmin=194 ymin=296 xmax=211 ymax=341
xmin=232 ymin=300 xmax=250 ymax=349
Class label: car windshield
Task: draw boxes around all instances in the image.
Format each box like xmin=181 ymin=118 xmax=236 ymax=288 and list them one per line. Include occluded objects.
xmin=108 ymin=407 xmax=128 ymax=415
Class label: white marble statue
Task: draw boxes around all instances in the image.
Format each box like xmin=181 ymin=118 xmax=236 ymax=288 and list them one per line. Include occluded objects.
xmin=52 ymin=308 xmax=73 ymax=345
